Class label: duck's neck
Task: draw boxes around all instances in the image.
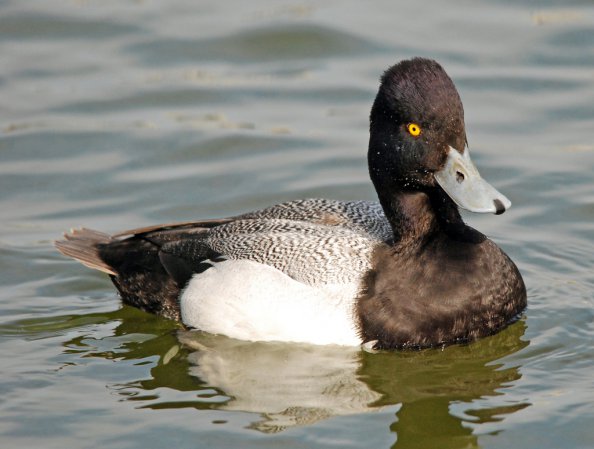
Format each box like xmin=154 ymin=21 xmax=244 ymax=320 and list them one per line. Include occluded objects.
xmin=376 ymin=189 xmax=465 ymax=247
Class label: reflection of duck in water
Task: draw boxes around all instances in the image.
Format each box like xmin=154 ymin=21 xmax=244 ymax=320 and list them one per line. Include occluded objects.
xmin=57 ymin=58 xmax=526 ymax=349
xmin=178 ymin=322 xmax=529 ymax=437
xmin=50 ymin=306 xmax=529 ymax=442
xmin=179 ymin=332 xmax=380 ymax=432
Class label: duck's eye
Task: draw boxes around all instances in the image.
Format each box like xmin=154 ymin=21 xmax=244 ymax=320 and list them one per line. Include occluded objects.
xmin=406 ymin=123 xmax=422 ymax=137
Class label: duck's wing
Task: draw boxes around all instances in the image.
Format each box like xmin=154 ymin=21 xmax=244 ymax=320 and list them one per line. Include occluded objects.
xmin=58 ymin=199 xmax=390 ymax=288
xmin=237 ymin=199 xmax=392 ymax=242
xmin=129 ymin=217 xmax=378 ymax=287
xmin=112 ymin=198 xmax=391 ymax=242
xmin=198 ymin=218 xmax=379 ymax=285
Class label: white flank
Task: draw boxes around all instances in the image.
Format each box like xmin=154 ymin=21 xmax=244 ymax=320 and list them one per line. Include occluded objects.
xmin=180 ymin=260 xmax=362 ymax=346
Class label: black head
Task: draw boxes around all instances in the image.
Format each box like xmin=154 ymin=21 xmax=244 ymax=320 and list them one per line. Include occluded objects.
xmin=368 ymin=58 xmax=466 ymax=195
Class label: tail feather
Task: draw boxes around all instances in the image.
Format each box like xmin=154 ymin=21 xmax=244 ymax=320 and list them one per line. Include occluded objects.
xmin=55 ymin=228 xmax=117 ymax=275
xmin=55 ymin=223 xmax=218 ymax=322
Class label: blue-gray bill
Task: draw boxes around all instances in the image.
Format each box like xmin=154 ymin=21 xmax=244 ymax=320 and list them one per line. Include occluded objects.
xmin=434 ymin=146 xmax=511 ymax=215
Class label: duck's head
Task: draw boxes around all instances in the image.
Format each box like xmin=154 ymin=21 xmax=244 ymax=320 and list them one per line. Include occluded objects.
xmin=368 ymin=58 xmax=510 ymax=216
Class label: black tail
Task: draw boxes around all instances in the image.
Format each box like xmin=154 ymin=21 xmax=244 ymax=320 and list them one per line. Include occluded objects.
xmin=56 ymin=226 xmax=218 ymax=321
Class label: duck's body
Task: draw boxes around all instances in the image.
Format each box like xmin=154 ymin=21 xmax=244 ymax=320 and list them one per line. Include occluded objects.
xmin=57 ymin=58 xmax=526 ymax=349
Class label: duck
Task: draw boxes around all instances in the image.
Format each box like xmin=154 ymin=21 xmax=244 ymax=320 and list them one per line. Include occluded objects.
xmin=56 ymin=57 xmax=527 ymax=350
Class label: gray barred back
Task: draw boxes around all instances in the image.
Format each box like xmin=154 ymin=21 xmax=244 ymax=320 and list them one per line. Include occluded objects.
xmin=204 ymin=199 xmax=391 ymax=285
xmin=238 ymin=199 xmax=392 ymax=241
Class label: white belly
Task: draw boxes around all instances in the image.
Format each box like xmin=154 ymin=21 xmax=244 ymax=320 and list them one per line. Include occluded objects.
xmin=180 ymin=260 xmax=362 ymax=346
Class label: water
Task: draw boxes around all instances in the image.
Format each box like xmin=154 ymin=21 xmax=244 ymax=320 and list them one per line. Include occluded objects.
xmin=1 ymin=1 xmax=593 ymax=448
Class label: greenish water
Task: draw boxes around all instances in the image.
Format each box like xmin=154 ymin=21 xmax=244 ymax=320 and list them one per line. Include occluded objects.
xmin=1 ymin=1 xmax=594 ymax=448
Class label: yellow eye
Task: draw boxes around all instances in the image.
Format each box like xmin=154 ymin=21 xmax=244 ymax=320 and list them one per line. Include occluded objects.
xmin=407 ymin=123 xmax=421 ymax=137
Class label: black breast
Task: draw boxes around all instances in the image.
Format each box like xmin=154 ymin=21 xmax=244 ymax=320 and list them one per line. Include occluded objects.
xmin=356 ymin=228 xmax=527 ymax=350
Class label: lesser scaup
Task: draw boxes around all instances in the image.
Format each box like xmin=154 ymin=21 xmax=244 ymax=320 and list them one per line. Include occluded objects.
xmin=56 ymin=58 xmax=526 ymax=349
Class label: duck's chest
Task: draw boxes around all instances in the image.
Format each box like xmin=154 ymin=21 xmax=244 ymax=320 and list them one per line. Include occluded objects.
xmin=357 ymin=238 xmax=526 ymax=349
xmin=180 ymin=259 xmax=363 ymax=346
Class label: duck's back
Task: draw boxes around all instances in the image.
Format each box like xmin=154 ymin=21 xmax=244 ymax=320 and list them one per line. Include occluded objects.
xmin=236 ymin=198 xmax=392 ymax=241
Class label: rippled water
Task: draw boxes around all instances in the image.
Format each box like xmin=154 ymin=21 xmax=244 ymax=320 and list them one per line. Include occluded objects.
xmin=1 ymin=1 xmax=593 ymax=448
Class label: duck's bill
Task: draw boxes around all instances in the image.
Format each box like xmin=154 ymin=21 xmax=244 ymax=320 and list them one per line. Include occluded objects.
xmin=434 ymin=146 xmax=511 ymax=215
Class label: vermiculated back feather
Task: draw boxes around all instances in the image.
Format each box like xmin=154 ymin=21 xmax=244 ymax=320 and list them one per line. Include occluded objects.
xmin=238 ymin=199 xmax=392 ymax=242
xmin=204 ymin=218 xmax=381 ymax=285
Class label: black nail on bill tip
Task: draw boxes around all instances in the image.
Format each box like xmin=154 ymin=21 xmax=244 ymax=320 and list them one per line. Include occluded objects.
xmin=493 ymin=199 xmax=505 ymax=215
